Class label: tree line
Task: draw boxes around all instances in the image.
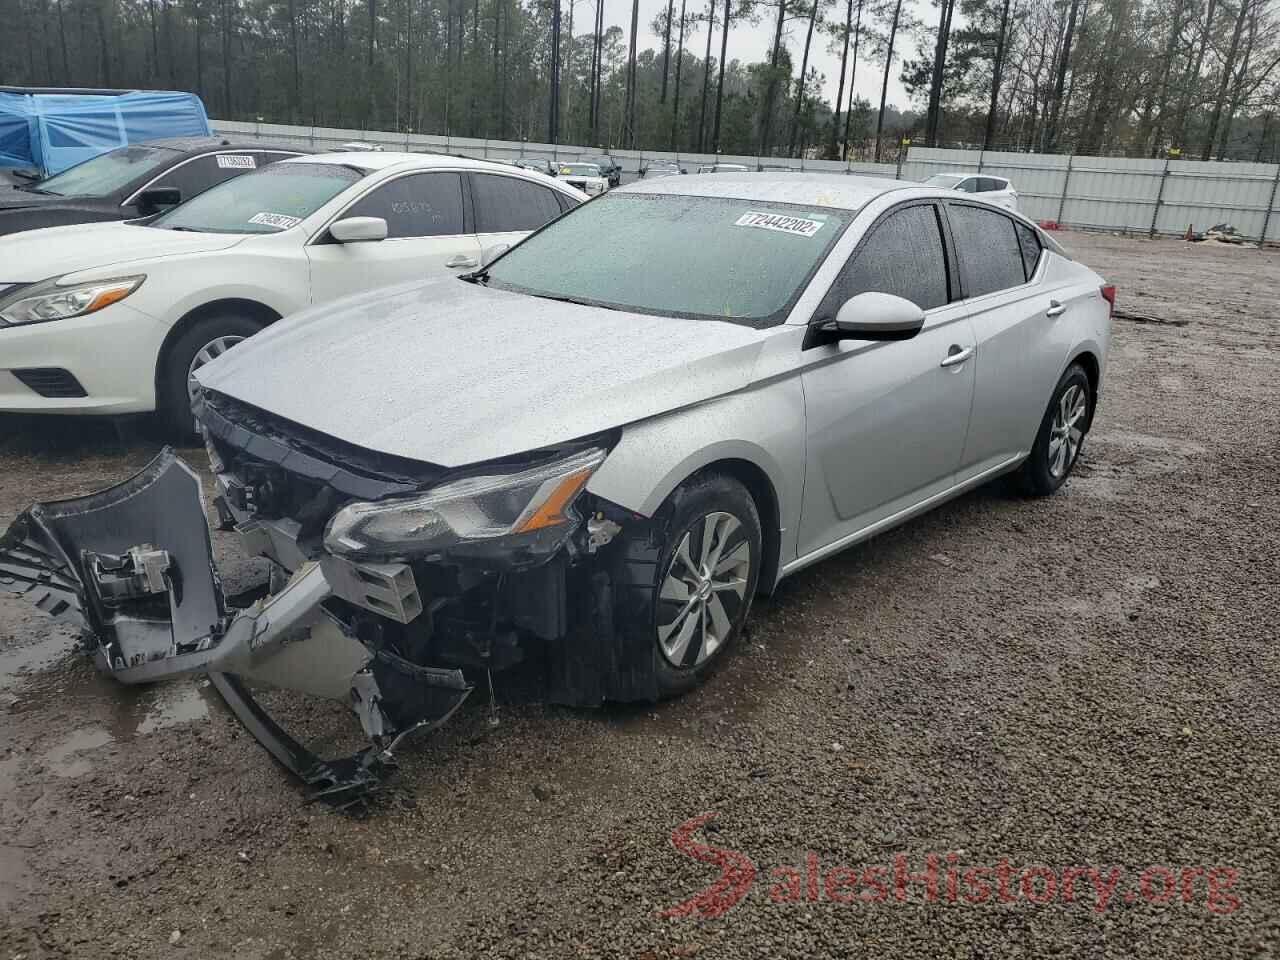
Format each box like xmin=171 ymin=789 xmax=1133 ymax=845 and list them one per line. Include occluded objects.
xmin=1 ymin=0 xmax=1277 ymax=160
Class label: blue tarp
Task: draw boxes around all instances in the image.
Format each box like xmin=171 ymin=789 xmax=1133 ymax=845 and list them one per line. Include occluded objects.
xmin=0 ymin=90 xmax=211 ymax=176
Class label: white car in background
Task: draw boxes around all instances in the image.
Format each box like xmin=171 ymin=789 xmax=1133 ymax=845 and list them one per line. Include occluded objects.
xmin=557 ymin=162 xmax=608 ymax=196
xmin=924 ymin=173 xmax=1019 ymax=211
xmin=0 ymin=152 xmax=582 ymax=432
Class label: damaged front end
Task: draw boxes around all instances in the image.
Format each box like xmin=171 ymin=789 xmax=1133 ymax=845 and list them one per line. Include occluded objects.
xmin=1 ymin=389 xmax=637 ymax=808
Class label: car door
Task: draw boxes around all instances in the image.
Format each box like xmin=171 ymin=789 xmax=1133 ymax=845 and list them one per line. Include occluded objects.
xmin=946 ymin=203 xmax=1076 ymax=479
xmin=469 ymin=172 xmax=568 ymax=265
xmin=797 ymin=201 xmax=978 ymax=559
xmin=304 ymin=170 xmax=479 ymax=303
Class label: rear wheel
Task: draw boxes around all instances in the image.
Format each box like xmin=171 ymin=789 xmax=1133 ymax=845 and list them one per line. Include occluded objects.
xmin=158 ymin=313 xmax=264 ymax=438
xmin=612 ymin=473 xmax=762 ymax=700
xmin=1016 ymin=363 xmax=1091 ymax=496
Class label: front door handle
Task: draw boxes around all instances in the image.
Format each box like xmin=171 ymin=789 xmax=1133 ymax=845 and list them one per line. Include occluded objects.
xmin=1046 ymin=300 xmax=1066 ymax=318
xmin=446 ymin=255 xmax=480 ymax=269
xmin=940 ymin=345 xmax=974 ymax=367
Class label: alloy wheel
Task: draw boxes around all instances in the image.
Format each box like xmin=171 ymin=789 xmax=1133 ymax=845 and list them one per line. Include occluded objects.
xmin=1048 ymin=383 xmax=1087 ymax=478
xmin=656 ymin=511 xmax=752 ymax=668
xmin=186 ymin=335 xmax=245 ymax=405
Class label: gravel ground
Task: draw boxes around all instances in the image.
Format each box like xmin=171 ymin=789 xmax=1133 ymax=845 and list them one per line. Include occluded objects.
xmin=1 ymin=232 xmax=1277 ymax=959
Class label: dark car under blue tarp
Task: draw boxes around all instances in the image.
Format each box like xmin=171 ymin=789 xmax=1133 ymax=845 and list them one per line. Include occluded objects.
xmin=0 ymin=87 xmax=212 ymax=179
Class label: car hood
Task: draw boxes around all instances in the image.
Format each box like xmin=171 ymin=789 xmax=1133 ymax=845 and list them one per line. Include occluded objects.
xmin=0 ymin=221 xmax=246 ymax=281
xmin=0 ymin=186 xmax=66 ymax=210
xmin=196 ymin=278 xmax=770 ymax=467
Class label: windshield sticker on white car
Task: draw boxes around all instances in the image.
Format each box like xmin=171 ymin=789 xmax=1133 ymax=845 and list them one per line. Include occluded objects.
xmin=248 ymin=211 xmax=302 ymax=229
xmin=216 ymin=154 xmax=257 ymax=170
xmin=734 ymin=211 xmax=825 ymax=238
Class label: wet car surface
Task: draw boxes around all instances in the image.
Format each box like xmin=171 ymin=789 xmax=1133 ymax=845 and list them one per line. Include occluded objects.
xmin=1 ymin=232 xmax=1278 ymax=958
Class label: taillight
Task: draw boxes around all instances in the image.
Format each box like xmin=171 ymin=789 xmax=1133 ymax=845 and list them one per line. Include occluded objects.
xmin=1100 ymin=284 xmax=1116 ymax=318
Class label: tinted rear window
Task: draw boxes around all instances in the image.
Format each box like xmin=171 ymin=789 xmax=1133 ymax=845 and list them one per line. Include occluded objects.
xmin=471 ymin=174 xmax=564 ymax=232
xmin=948 ymin=204 xmax=1027 ymax=297
xmin=1015 ymin=222 xmax=1042 ymax=279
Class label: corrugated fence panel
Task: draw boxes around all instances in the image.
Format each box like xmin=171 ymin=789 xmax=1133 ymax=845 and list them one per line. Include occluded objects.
xmin=211 ymin=121 xmax=1280 ymax=241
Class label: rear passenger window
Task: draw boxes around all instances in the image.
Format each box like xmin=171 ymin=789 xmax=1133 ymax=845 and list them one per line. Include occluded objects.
xmin=955 ymin=178 xmax=979 ymax=193
xmin=818 ymin=203 xmax=950 ymax=314
xmin=471 ymin=174 xmax=564 ymax=232
xmin=979 ymin=177 xmax=1005 ymax=192
xmin=343 ymin=172 xmax=465 ymax=238
xmin=1014 ymin=222 xmax=1042 ymax=279
xmin=948 ymin=204 xmax=1027 ymax=297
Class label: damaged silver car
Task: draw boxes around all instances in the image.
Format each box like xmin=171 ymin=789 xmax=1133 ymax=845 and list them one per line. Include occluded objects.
xmin=0 ymin=174 xmax=1114 ymax=806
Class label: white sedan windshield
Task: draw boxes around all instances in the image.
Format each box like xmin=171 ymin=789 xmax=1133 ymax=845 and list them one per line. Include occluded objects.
xmin=482 ymin=193 xmax=851 ymax=327
xmin=151 ymin=162 xmax=364 ymax=234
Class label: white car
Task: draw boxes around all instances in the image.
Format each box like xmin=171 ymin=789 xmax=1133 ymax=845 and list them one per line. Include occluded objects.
xmin=924 ymin=173 xmax=1019 ymax=211
xmin=0 ymin=152 xmax=583 ymax=431
xmin=556 ymin=162 xmax=608 ymax=196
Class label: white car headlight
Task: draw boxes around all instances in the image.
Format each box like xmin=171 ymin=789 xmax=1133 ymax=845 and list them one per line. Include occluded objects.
xmin=324 ymin=447 xmax=607 ymax=562
xmin=587 ymin=181 xmax=604 ymax=194
xmin=0 ymin=276 xmax=145 ymax=327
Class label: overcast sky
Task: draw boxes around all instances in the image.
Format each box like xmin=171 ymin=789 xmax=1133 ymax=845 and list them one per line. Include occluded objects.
xmin=592 ymin=0 xmax=925 ymax=112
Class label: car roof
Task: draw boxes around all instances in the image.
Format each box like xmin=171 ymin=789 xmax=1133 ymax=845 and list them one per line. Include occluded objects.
xmin=619 ymin=172 xmax=914 ymax=211
xmin=281 ymin=150 xmax=516 ymax=174
xmin=141 ymin=136 xmax=307 ymax=154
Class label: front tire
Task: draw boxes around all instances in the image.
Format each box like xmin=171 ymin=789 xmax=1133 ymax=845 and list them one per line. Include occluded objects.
xmin=1016 ymin=363 xmax=1092 ymax=496
xmin=158 ymin=313 xmax=263 ymax=438
xmin=611 ymin=473 xmax=762 ymax=700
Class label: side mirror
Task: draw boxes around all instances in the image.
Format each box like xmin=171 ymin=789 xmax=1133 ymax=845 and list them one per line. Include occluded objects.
xmin=136 ymin=187 xmax=182 ymax=215
xmin=329 ymin=216 xmax=388 ymax=243
xmin=810 ymin=292 xmax=926 ymax=347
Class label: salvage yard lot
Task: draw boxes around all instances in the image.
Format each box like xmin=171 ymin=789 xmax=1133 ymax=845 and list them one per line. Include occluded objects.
xmin=1 ymin=232 xmax=1278 ymax=958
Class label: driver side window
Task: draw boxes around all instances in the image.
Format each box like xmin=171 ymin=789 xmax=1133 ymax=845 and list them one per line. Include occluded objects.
xmin=815 ymin=204 xmax=952 ymax=319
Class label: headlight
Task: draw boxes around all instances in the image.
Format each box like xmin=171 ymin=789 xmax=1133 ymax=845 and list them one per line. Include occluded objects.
xmin=0 ymin=276 xmax=145 ymax=327
xmin=324 ymin=447 xmax=607 ymax=563
xmin=588 ymin=182 xmax=604 ymax=194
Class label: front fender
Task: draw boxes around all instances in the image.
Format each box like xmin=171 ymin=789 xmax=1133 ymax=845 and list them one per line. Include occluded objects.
xmin=586 ymin=379 xmax=807 ymax=577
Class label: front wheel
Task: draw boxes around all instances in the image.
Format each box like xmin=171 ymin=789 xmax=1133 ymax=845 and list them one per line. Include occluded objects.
xmin=611 ymin=473 xmax=762 ymax=700
xmin=157 ymin=314 xmax=263 ymax=438
xmin=1016 ymin=363 xmax=1092 ymax=496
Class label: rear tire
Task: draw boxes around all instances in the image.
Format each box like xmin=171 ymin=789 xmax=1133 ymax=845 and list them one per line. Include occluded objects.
xmin=610 ymin=472 xmax=762 ymax=701
xmin=158 ymin=313 xmax=263 ymax=439
xmin=1016 ymin=363 xmax=1092 ymax=496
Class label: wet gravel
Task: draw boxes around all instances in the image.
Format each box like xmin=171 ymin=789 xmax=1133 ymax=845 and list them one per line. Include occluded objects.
xmin=1 ymin=232 xmax=1278 ymax=958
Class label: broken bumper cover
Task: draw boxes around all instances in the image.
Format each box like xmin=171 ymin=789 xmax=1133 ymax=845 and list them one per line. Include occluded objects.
xmin=0 ymin=449 xmax=471 ymax=808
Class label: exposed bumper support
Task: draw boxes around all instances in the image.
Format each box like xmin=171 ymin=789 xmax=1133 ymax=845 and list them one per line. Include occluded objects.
xmin=0 ymin=448 xmax=473 ymax=808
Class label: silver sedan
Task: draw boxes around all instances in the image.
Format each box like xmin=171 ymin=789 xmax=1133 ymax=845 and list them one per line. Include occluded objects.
xmin=1 ymin=172 xmax=1113 ymax=803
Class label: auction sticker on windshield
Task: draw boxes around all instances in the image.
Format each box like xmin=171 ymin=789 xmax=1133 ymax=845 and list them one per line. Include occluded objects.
xmin=734 ymin=211 xmax=825 ymax=238
xmin=248 ymin=211 xmax=302 ymax=229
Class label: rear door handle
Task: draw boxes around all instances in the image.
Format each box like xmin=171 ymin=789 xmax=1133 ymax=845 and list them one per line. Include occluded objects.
xmin=940 ymin=345 xmax=974 ymax=367
xmin=1046 ymin=300 xmax=1066 ymax=318
xmin=446 ymin=255 xmax=480 ymax=269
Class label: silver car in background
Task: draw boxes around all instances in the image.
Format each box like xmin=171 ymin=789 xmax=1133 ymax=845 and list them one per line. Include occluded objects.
xmin=0 ymin=173 xmax=1113 ymax=804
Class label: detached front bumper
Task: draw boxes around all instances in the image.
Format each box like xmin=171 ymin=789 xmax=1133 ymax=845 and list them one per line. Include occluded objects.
xmin=0 ymin=449 xmax=472 ymax=809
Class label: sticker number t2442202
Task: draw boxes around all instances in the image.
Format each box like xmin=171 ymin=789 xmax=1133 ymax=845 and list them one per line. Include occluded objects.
xmin=734 ymin=211 xmax=824 ymax=238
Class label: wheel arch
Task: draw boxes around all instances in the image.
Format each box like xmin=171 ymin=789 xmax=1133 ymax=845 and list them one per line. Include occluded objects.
xmin=1066 ymin=346 xmax=1102 ymax=429
xmin=154 ymin=298 xmax=281 ymax=399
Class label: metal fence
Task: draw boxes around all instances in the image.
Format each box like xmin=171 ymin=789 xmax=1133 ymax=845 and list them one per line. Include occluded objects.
xmin=214 ymin=121 xmax=1280 ymax=244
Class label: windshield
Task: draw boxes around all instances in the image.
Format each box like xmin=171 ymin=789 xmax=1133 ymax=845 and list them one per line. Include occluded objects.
xmin=151 ymin=162 xmax=364 ymax=233
xmin=925 ymin=174 xmax=965 ymax=187
xmin=482 ymin=193 xmax=850 ymax=328
xmin=33 ymin=145 xmax=177 ymax=197
xmin=560 ymin=164 xmax=601 ymax=177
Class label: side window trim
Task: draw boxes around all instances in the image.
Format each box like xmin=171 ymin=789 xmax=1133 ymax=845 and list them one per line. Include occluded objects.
xmin=310 ymin=169 xmax=467 ymax=243
xmin=810 ymin=198 xmax=959 ymax=325
xmin=945 ymin=200 xmax=1038 ymax=300
xmin=120 ymin=150 xmax=299 ymax=207
xmin=468 ymin=171 xmax=565 ymax=235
